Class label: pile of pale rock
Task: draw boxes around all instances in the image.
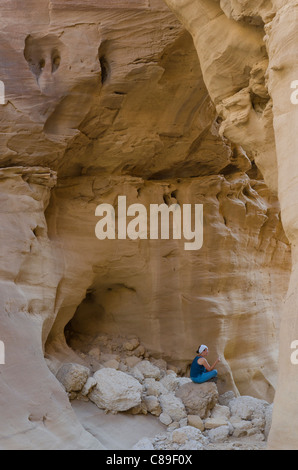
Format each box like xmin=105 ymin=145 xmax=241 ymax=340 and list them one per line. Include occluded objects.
xmin=54 ymin=336 xmax=273 ymax=450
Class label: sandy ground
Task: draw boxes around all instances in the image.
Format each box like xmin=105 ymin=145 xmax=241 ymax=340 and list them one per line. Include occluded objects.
xmin=71 ymin=399 xmax=166 ymax=450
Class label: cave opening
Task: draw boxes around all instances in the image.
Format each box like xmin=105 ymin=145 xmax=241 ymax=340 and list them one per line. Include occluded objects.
xmin=62 ymin=280 xmax=155 ymax=374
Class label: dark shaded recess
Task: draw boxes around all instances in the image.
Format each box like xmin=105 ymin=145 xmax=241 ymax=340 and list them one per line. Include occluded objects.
xmin=24 ymin=34 xmax=62 ymax=80
xmin=52 ymin=50 xmax=61 ymax=73
xmin=149 ymin=162 xmax=218 ymax=180
xmin=99 ymin=56 xmax=109 ymax=84
xmin=64 ymin=288 xmax=96 ymax=344
xmin=219 ymin=164 xmax=241 ymax=176
xmin=246 ymin=161 xmax=264 ymax=180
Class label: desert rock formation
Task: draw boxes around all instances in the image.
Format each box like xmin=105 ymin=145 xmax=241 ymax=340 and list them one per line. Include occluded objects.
xmin=0 ymin=0 xmax=295 ymax=450
xmin=164 ymin=0 xmax=298 ymax=451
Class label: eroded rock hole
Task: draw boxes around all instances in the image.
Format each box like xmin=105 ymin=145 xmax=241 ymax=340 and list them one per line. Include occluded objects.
xmin=62 ymin=283 xmax=162 ymax=377
xmin=24 ymin=34 xmax=63 ymax=83
xmin=51 ymin=50 xmax=61 ymax=73
xmin=64 ymin=283 xmax=139 ymax=361
xmin=99 ymin=56 xmax=109 ymax=84
xmin=32 ymin=225 xmax=45 ymax=237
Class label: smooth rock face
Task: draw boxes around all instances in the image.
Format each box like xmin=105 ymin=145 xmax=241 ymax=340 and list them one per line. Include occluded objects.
xmin=89 ymin=368 xmax=143 ymax=412
xmin=0 ymin=0 xmax=295 ymax=451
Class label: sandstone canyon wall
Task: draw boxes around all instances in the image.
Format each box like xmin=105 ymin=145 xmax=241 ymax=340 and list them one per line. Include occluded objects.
xmin=163 ymin=0 xmax=298 ymax=450
xmin=0 ymin=0 xmax=294 ymax=450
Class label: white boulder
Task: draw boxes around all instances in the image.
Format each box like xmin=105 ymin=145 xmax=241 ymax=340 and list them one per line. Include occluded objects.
xmin=159 ymin=393 xmax=187 ymax=422
xmin=132 ymin=360 xmax=161 ymax=380
xmin=89 ymin=368 xmax=143 ymax=412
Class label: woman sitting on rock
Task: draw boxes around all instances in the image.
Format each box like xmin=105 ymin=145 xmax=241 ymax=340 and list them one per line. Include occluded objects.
xmin=190 ymin=344 xmax=220 ymax=384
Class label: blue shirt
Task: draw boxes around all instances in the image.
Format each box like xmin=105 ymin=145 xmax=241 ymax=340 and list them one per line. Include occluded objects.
xmin=190 ymin=355 xmax=207 ymax=377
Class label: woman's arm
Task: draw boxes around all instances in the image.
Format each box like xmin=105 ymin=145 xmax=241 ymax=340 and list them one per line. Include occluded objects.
xmin=199 ymin=357 xmax=220 ymax=371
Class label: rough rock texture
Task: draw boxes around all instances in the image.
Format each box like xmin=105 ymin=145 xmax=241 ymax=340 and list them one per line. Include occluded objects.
xmin=57 ymin=352 xmax=271 ymax=449
xmin=0 ymin=0 xmax=295 ymax=450
xmin=89 ymin=368 xmax=143 ymax=412
xmin=115 ymin=356 xmax=271 ymax=450
xmin=56 ymin=362 xmax=90 ymax=394
xmin=176 ymin=381 xmax=218 ymax=418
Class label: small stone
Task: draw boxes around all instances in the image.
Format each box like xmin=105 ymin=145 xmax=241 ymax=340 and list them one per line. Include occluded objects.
xmin=172 ymin=426 xmax=207 ymax=444
xmin=231 ymin=419 xmax=253 ymax=437
xmin=159 ymin=412 xmax=172 ymax=426
xmin=150 ymin=358 xmax=168 ymax=371
xmin=123 ymin=338 xmax=140 ymax=351
xmin=132 ymin=360 xmax=161 ymax=380
xmin=180 ymin=440 xmax=204 ymax=451
xmin=88 ymin=348 xmax=101 ymax=361
xmin=56 ymin=363 xmax=90 ymax=393
xmin=187 ymin=415 xmax=204 ymax=431
xmin=167 ymin=422 xmax=179 ymax=432
xmin=118 ymin=362 xmax=128 ymax=372
xmin=144 ymin=395 xmax=162 ymax=416
xmin=159 ymin=393 xmax=187 ymax=422
xmin=179 ymin=418 xmax=188 ymax=428
xmin=130 ymin=345 xmax=145 ymax=358
xmin=144 ymin=378 xmax=167 ymax=397
xmin=129 ymin=402 xmax=147 ymax=415
xmin=172 ymin=429 xmax=188 ymax=445
xmin=100 ymin=353 xmax=120 ymax=363
xmin=132 ymin=438 xmax=154 ymax=450
xmin=204 ymin=417 xmax=229 ymax=429
xmin=208 ymin=425 xmax=230 ymax=443
xmin=103 ymin=359 xmax=119 ymax=369
xmin=125 ymin=355 xmax=142 ymax=368
xmin=218 ymin=391 xmax=236 ymax=407
xmin=160 ymin=372 xmax=179 ymax=393
xmin=211 ymin=404 xmax=230 ymax=420
xmin=81 ymin=376 xmax=97 ymax=396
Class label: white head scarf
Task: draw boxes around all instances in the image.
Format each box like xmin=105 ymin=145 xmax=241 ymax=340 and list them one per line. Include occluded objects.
xmin=199 ymin=344 xmax=208 ymax=354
